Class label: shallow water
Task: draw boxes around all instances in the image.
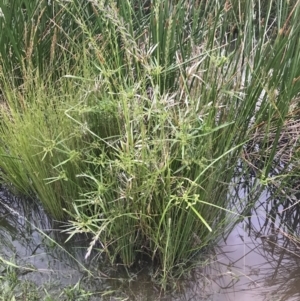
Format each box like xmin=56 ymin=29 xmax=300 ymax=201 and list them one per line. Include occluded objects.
xmin=0 ymin=189 xmax=95 ymax=296
xmin=1 ymin=187 xmax=300 ymax=300
xmin=203 ymin=192 xmax=300 ymax=301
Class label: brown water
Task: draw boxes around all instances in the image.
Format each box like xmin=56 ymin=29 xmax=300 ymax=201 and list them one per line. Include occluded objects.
xmin=1 ymin=187 xmax=300 ymax=300
xmin=198 ymin=194 xmax=300 ymax=301
xmin=0 ymin=189 xmax=95 ymax=294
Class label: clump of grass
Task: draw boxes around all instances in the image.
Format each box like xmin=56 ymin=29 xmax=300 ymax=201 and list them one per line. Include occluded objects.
xmin=1 ymin=0 xmax=300 ymax=289
xmin=0 ymin=263 xmax=91 ymax=301
xmin=62 ymin=0 xmax=300 ymax=287
xmin=0 ymin=66 xmax=89 ymax=218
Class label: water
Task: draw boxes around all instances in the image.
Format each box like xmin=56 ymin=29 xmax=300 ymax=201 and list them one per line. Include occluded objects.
xmin=204 ymin=190 xmax=300 ymax=301
xmin=0 ymin=189 xmax=98 ymax=298
xmin=1 ymin=186 xmax=300 ymax=300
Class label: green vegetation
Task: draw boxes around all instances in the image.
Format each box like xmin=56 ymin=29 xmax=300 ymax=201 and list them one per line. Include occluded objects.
xmin=0 ymin=0 xmax=300 ymax=289
xmin=0 ymin=267 xmax=92 ymax=301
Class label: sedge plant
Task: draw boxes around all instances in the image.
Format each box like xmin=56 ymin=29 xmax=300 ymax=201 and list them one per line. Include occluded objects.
xmin=0 ymin=0 xmax=300 ymax=288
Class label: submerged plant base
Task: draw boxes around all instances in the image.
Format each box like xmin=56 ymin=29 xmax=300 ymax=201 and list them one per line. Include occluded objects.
xmin=0 ymin=189 xmax=214 ymax=300
xmin=3 ymin=174 xmax=300 ymax=301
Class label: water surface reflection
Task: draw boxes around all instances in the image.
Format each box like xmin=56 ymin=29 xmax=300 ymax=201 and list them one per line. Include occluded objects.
xmin=209 ymin=192 xmax=300 ymax=301
xmin=2 ymin=186 xmax=300 ymax=301
xmin=0 ymin=189 xmax=92 ymax=295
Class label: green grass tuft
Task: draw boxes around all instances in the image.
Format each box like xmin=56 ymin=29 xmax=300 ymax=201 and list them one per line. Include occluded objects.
xmin=1 ymin=0 xmax=300 ymax=288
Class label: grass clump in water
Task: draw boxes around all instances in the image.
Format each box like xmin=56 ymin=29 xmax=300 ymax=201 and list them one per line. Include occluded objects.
xmin=0 ymin=0 xmax=300 ymax=288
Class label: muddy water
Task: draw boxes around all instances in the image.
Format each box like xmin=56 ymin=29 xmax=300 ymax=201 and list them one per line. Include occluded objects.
xmin=0 ymin=189 xmax=94 ymax=294
xmin=208 ymin=195 xmax=300 ymax=301
xmin=1 ymin=188 xmax=300 ymax=300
